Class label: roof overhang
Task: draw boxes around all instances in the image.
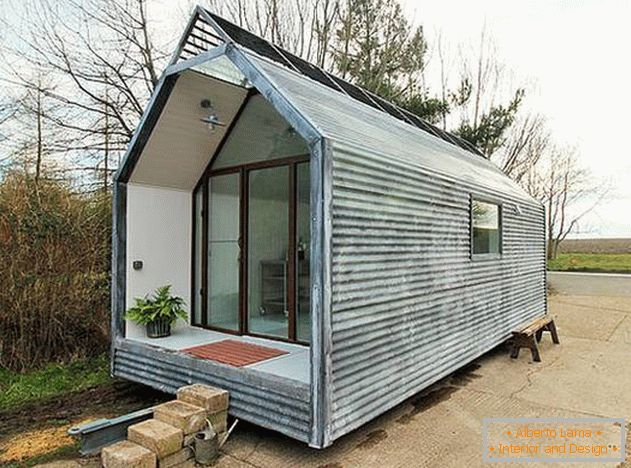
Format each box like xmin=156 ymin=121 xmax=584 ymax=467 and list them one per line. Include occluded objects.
xmin=115 ymin=32 xmax=321 ymax=189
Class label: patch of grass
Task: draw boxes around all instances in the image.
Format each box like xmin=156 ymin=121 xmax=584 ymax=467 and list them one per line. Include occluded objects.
xmin=0 ymin=355 xmax=111 ymax=412
xmin=548 ymin=253 xmax=631 ymax=273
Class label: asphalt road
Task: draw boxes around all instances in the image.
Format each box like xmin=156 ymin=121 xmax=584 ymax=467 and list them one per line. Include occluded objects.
xmin=548 ymin=271 xmax=631 ymax=296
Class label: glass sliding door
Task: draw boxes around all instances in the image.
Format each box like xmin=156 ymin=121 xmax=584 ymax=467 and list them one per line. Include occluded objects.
xmin=207 ymin=173 xmax=240 ymax=331
xmin=193 ymin=158 xmax=311 ymax=343
xmin=191 ymin=92 xmax=314 ymax=342
xmin=247 ymin=166 xmax=290 ymax=339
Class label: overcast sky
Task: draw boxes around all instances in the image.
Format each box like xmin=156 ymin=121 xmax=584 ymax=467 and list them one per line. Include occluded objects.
xmin=399 ymin=0 xmax=631 ymax=238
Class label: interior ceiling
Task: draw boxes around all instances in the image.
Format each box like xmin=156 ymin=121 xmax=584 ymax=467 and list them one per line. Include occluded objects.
xmin=129 ymin=70 xmax=248 ymax=190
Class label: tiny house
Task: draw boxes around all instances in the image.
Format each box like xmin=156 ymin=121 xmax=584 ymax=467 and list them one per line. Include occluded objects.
xmin=111 ymin=7 xmax=546 ymax=448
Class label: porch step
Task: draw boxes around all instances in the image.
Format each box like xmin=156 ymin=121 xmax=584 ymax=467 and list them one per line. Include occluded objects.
xmin=101 ymin=440 xmax=156 ymax=468
xmin=154 ymin=400 xmax=207 ymax=435
xmin=100 ymin=384 xmax=229 ymax=468
xmin=177 ymin=383 xmax=229 ymax=414
xmin=128 ymin=419 xmax=183 ymax=459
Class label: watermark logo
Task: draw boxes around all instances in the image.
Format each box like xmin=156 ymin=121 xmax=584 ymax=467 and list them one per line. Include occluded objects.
xmin=483 ymin=418 xmax=625 ymax=463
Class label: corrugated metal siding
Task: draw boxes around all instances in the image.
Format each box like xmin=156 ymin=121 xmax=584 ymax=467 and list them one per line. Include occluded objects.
xmin=113 ymin=339 xmax=311 ymax=442
xmin=328 ymin=142 xmax=545 ymax=440
xmin=240 ymin=51 xmax=546 ymax=445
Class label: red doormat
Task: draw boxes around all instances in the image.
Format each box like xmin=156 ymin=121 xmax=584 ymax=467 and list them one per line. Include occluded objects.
xmin=183 ymin=339 xmax=288 ymax=367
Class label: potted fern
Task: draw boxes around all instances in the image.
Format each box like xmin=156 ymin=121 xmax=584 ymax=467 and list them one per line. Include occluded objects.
xmin=125 ymin=285 xmax=188 ymax=338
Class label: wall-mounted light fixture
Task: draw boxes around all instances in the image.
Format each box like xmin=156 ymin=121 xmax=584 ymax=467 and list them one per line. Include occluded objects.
xmin=200 ymin=99 xmax=226 ymax=133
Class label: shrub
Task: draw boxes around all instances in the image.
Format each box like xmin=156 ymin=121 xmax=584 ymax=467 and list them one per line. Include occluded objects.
xmin=0 ymin=169 xmax=111 ymax=371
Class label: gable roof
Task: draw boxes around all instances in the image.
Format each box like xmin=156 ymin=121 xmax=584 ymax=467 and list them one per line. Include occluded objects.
xmin=232 ymin=48 xmax=535 ymax=203
xmin=118 ymin=7 xmax=537 ymax=204
xmin=180 ymin=8 xmax=485 ymax=159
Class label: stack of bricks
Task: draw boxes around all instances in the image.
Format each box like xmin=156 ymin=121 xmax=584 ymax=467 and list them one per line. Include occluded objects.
xmin=101 ymin=384 xmax=229 ymax=468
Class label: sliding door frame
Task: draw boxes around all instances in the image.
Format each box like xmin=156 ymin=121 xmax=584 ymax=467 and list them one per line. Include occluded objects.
xmin=201 ymin=169 xmax=241 ymax=335
xmin=192 ymin=154 xmax=309 ymax=344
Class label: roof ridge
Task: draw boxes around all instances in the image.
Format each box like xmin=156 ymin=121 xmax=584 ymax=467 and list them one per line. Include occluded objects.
xmin=200 ymin=8 xmax=486 ymax=160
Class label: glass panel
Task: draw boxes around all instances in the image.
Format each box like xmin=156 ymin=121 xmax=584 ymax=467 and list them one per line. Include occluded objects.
xmin=193 ymin=186 xmax=203 ymax=325
xmin=213 ymin=95 xmax=308 ymax=170
xmin=248 ymin=166 xmax=289 ymax=339
xmin=192 ymin=55 xmax=252 ymax=88
xmin=296 ymin=163 xmax=311 ymax=343
xmin=472 ymin=200 xmax=501 ymax=255
xmin=207 ymin=173 xmax=240 ymax=331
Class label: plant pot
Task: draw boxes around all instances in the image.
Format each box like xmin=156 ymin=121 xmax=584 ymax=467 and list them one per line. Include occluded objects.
xmin=146 ymin=317 xmax=171 ymax=338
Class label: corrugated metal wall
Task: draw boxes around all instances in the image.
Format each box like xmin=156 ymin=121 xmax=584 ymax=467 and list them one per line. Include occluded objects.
xmin=242 ymin=53 xmax=546 ymax=444
xmin=327 ymin=141 xmax=545 ymax=440
xmin=113 ymin=339 xmax=312 ymax=442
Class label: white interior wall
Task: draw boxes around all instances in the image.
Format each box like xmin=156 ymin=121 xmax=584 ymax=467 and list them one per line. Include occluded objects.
xmin=126 ymin=183 xmax=192 ymax=338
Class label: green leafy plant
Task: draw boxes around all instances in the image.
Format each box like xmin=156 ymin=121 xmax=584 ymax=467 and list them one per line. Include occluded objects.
xmin=125 ymin=285 xmax=187 ymax=325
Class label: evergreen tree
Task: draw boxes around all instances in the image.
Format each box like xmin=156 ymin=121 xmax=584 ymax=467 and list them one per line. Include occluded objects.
xmin=332 ymin=0 xmax=445 ymax=122
xmin=455 ymin=87 xmax=525 ymax=156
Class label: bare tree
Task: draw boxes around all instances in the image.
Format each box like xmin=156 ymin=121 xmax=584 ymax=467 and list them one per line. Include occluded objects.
xmin=1 ymin=0 xmax=169 ymax=188
xmin=471 ymin=26 xmax=490 ymax=130
xmin=0 ymin=75 xmax=62 ymax=181
xmin=494 ymin=114 xmax=550 ymax=183
xmin=0 ymin=98 xmax=16 ymax=146
xmin=0 ymin=98 xmax=18 ymax=170
xmin=205 ymin=0 xmax=337 ymax=65
xmin=34 ymin=80 xmax=44 ymax=183
xmin=436 ymin=32 xmax=450 ymax=130
xmin=527 ymin=146 xmax=605 ymax=260
xmin=312 ymin=0 xmax=339 ymax=68
xmin=448 ymin=25 xmax=525 ymax=158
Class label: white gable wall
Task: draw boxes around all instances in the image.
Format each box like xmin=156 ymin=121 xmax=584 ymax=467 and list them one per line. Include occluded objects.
xmin=125 ymin=183 xmax=192 ymax=338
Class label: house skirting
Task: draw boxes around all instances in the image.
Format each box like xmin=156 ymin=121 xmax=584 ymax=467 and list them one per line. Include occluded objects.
xmin=112 ymin=337 xmax=311 ymax=442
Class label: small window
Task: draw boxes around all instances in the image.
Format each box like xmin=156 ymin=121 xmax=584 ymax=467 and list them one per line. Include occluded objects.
xmin=471 ymin=198 xmax=502 ymax=257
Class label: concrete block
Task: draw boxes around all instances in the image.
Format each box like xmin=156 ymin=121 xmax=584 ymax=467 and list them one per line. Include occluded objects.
xmin=102 ymin=440 xmax=156 ymax=468
xmin=158 ymin=446 xmax=194 ymax=468
xmin=177 ymin=384 xmax=228 ymax=413
xmin=154 ymin=400 xmax=206 ymax=435
xmin=128 ymin=419 xmax=183 ymax=459
xmin=207 ymin=409 xmax=228 ymax=433
xmin=166 ymin=461 xmax=195 ymax=468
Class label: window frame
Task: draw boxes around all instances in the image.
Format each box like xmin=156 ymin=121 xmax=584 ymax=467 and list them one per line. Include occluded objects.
xmin=470 ymin=195 xmax=503 ymax=261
